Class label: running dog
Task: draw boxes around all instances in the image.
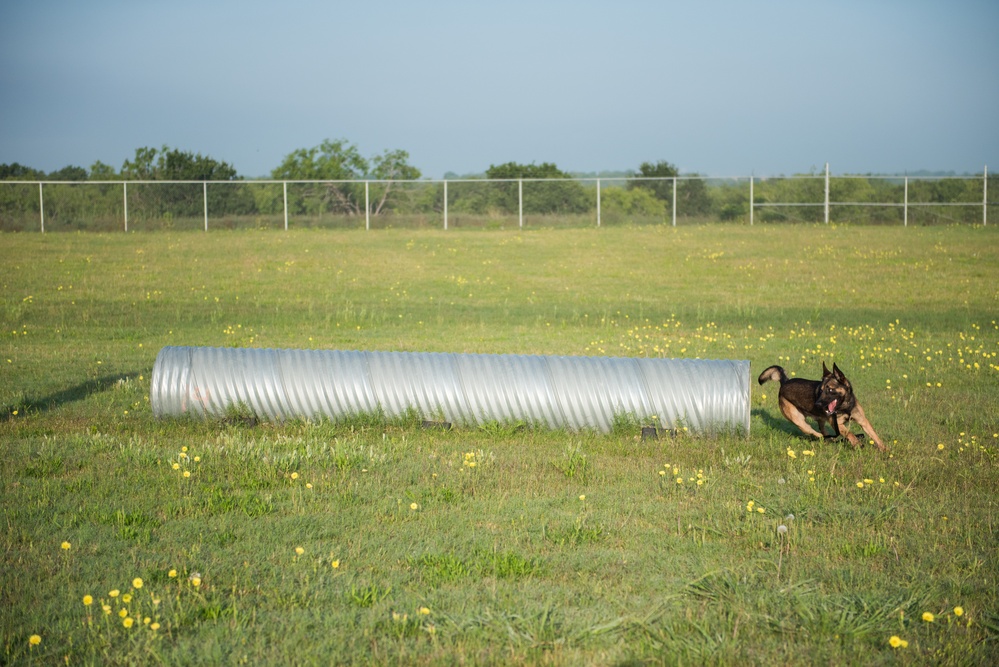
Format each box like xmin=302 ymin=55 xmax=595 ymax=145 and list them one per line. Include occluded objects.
xmin=758 ymin=362 xmax=886 ymax=451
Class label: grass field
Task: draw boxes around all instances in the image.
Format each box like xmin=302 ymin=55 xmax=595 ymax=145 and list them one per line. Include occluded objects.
xmin=2 ymin=223 xmax=998 ymax=665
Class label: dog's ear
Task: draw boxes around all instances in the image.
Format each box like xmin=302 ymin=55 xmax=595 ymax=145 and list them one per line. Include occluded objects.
xmin=822 ymin=361 xmax=832 ymax=377
xmin=832 ymin=363 xmax=850 ymax=385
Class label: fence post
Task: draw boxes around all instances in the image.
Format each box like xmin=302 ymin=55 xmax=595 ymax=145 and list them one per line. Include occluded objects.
xmin=39 ymin=182 xmax=44 ymax=233
xmin=903 ymin=176 xmax=908 ymax=227
xmin=123 ymin=182 xmax=129 ymax=232
xmin=443 ymin=180 xmax=448 ymax=230
xmin=365 ymin=181 xmax=370 ymax=231
xmin=596 ymin=179 xmax=601 ymax=227
xmin=984 ymin=165 xmax=988 ymax=226
xmin=671 ymin=177 xmax=677 ymax=227
xmin=283 ymin=182 xmax=289 ymax=231
xmin=518 ymin=179 xmax=523 ymax=229
xmin=203 ymin=181 xmax=208 ymax=232
xmin=824 ymin=162 xmax=830 ymax=224
xmin=749 ymin=177 xmax=754 ymax=226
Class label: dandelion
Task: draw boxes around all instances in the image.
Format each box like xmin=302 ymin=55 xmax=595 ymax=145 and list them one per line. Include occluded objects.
xmin=194 ymin=455 xmax=201 ymax=462
xmin=291 ymin=472 xmax=299 ymax=480
xmin=83 ymin=594 xmax=93 ymax=606
xmin=172 ymin=463 xmax=180 ymax=470
xmin=954 ymin=606 xmax=964 ymax=616
xmin=102 ymin=605 xmax=111 ymax=615
xmin=29 ymin=635 xmax=41 ymax=646
xmin=777 ymin=524 xmax=788 ymax=535
xmin=132 ymin=578 xmax=143 ymax=589
xmin=150 ymin=622 xmax=160 ymax=631
xmin=119 ymin=609 xmax=128 ymax=618
xmin=306 ymin=483 xmax=313 ymax=489
xmin=109 ymin=589 xmax=120 ymax=598
xmin=787 ymin=448 xmax=797 ymax=459
xmin=331 ymin=560 xmax=340 ymax=569
xmin=182 ymin=446 xmax=188 ymax=453
xmin=61 ymin=541 xmax=71 ymax=550
xmin=857 ymin=481 xmax=865 ymax=488
xmin=168 ymin=569 xmax=177 ymax=578
xmin=143 ymin=617 xmax=151 ymax=625
xmin=889 ymin=635 xmax=908 ymax=648
xmin=579 ymin=495 xmax=586 ymax=501
xmin=295 ymin=547 xmax=305 ymax=556
xmin=418 ymin=607 xmax=431 ymax=615
xmin=676 ymin=477 xmax=683 ymax=485
xmin=189 ymin=573 xmax=202 ymax=587
xmin=183 ymin=471 xmax=191 ymax=478
xmin=410 ymin=502 xmax=419 ymax=510
xmin=937 ymin=443 xmax=945 ymax=451
xmin=922 ymin=612 xmax=935 ymax=622
xmin=123 ymin=617 xmax=134 ymax=628
xmin=756 ymin=507 xmax=765 ymax=514
xmin=122 ymin=594 xmax=132 ymax=603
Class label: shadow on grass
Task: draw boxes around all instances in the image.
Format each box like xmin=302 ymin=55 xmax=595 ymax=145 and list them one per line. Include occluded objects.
xmin=752 ymin=407 xmax=868 ymax=447
xmin=752 ymin=407 xmax=801 ymax=438
xmin=3 ymin=372 xmax=143 ymax=420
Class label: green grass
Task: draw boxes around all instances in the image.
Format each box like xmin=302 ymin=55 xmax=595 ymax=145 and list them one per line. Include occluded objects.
xmin=2 ymin=224 xmax=998 ymax=665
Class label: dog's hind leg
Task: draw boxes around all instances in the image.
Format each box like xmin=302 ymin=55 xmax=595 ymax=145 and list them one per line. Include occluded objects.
xmin=779 ymin=397 xmax=825 ymax=440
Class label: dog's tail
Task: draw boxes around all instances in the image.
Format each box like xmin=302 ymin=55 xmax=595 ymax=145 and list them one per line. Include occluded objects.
xmin=757 ymin=365 xmax=788 ymax=386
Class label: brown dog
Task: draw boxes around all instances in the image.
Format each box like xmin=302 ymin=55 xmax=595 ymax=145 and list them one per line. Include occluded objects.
xmin=758 ymin=362 xmax=886 ymax=451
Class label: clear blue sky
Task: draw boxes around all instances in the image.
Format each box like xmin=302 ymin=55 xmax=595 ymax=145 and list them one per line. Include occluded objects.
xmin=1 ymin=0 xmax=996 ymax=178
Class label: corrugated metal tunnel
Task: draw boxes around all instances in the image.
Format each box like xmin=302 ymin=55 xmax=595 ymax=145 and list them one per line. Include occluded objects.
xmin=150 ymin=346 xmax=750 ymax=434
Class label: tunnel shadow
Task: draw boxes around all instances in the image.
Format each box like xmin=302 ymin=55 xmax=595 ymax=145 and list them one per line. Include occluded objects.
xmin=4 ymin=372 xmax=143 ymax=421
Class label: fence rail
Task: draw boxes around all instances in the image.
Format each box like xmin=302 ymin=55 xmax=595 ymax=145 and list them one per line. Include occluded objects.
xmin=0 ymin=164 xmax=991 ymax=232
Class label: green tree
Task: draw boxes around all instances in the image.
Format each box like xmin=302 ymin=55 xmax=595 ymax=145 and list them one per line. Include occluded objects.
xmin=677 ymin=173 xmax=713 ymax=218
xmin=627 ymin=160 xmax=678 ymax=202
xmin=120 ymin=146 xmax=247 ymax=219
xmin=0 ymin=163 xmax=45 ymax=180
xmin=88 ymin=161 xmax=119 ymax=180
xmin=121 ymin=146 xmax=238 ymax=181
xmin=370 ymin=149 xmax=421 ymax=215
xmin=271 ymin=139 xmax=420 ymax=217
xmin=48 ymin=165 xmax=88 ymax=181
xmin=485 ymin=162 xmax=590 ymax=214
xmin=599 ymin=187 xmax=666 ymax=220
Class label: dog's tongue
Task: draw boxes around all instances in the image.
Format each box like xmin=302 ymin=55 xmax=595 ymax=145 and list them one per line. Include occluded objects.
xmin=827 ymin=399 xmax=838 ymax=414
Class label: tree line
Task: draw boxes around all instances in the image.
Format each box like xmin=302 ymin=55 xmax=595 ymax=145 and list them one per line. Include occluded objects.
xmin=0 ymin=142 xmax=988 ymax=228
